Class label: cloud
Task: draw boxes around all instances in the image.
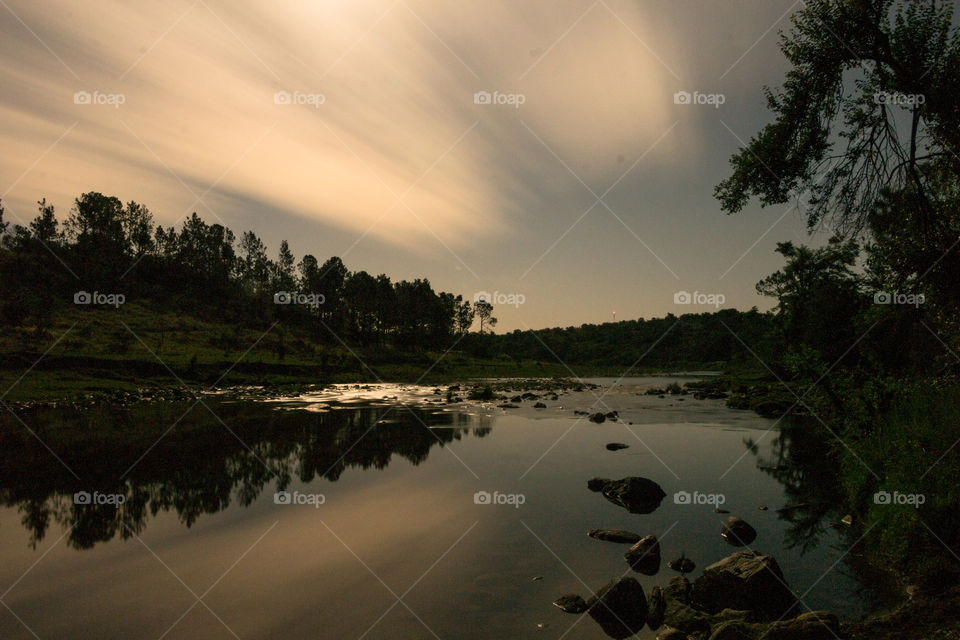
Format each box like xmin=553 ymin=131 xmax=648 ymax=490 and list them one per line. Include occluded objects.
xmin=0 ymin=0 xmax=681 ymax=251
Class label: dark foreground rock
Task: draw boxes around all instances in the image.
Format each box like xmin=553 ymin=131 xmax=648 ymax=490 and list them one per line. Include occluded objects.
xmin=601 ymin=476 xmax=667 ymax=514
xmin=720 ymin=516 xmax=758 ymax=546
xmin=587 ymin=577 xmax=648 ymax=639
xmin=625 ymin=535 xmax=662 ymax=575
xmin=589 ymin=529 xmax=642 ymax=543
xmin=589 ymin=412 xmax=607 ymax=423
xmin=606 ymin=442 xmax=629 ymax=451
xmin=668 ymin=555 xmax=696 ymax=574
xmin=690 ymin=551 xmax=797 ymax=619
xmin=647 ymin=585 xmax=666 ymax=630
xmin=709 ymin=611 xmax=839 ymax=640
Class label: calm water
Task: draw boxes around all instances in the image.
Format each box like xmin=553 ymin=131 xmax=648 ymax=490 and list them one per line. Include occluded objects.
xmin=0 ymin=377 xmax=871 ymax=639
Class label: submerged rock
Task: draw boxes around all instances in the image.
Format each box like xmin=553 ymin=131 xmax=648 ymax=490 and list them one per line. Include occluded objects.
xmin=586 ymin=577 xmax=648 ymax=639
xmin=601 ymin=477 xmax=667 ymax=514
xmin=624 ymin=535 xmax=661 ymax=575
xmin=690 ymin=551 xmax=796 ymax=619
xmin=588 ymin=529 xmax=641 ymax=544
xmin=553 ymin=594 xmax=588 ymax=614
xmin=589 ymin=412 xmax=606 ymax=423
xmin=605 ymin=443 xmax=629 ymax=451
xmin=720 ymin=516 xmax=758 ymax=547
xmin=587 ymin=477 xmax=611 ymax=492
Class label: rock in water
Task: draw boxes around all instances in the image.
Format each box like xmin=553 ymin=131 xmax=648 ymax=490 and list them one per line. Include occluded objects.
xmin=553 ymin=594 xmax=588 ymax=614
xmin=589 ymin=412 xmax=606 ymax=423
xmin=605 ymin=443 xmax=629 ymax=451
xmin=708 ymin=611 xmax=839 ymax=640
xmin=624 ymin=535 xmax=661 ymax=575
xmin=534 ymin=402 xmax=546 ymax=408
xmin=689 ymin=550 xmax=797 ymax=619
xmin=647 ymin=586 xmax=666 ymax=630
xmin=601 ymin=477 xmax=667 ymax=514
xmin=587 ymin=477 xmax=611 ymax=492
xmin=588 ymin=529 xmax=642 ymax=544
xmin=668 ymin=555 xmax=696 ymax=574
xmin=720 ymin=516 xmax=758 ymax=546
xmin=586 ymin=577 xmax=648 ymax=639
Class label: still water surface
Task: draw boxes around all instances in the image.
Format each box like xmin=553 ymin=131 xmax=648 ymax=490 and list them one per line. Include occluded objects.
xmin=0 ymin=377 xmax=869 ymax=639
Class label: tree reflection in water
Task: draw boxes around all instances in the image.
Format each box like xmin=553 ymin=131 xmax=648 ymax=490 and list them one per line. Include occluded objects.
xmin=0 ymin=401 xmax=491 ymax=550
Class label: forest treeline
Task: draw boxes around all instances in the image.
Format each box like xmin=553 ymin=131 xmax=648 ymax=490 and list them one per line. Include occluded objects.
xmin=0 ymin=193 xmax=485 ymax=351
xmin=0 ymin=192 xmax=771 ymax=367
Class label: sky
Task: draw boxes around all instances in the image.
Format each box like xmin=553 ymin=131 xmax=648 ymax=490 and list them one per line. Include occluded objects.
xmin=0 ymin=0 xmax=833 ymax=331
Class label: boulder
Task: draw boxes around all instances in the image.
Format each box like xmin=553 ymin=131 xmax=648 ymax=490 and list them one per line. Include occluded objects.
xmin=589 ymin=412 xmax=607 ymax=423
xmin=601 ymin=477 xmax=667 ymax=514
xmin=625 ymin=535 xmax=661 ymax=575
xmin=720 ymin=516 xmax=757 ymax=546
xmin=553 ymin=593 xmax=588 ymax=614
xmin=589 ymin=529 xmax=642 ymax=544
xmin=534 ymin=402 xmax=547 ymax=408
xmin=586 ymin=577 xmax=648 ymax=639
xmin=690 ymin=551 xmax=796 ymax=619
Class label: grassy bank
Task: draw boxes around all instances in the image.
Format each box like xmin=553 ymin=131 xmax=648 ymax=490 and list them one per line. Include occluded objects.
xmin=0 ymin=303 xmax=720 ymax=402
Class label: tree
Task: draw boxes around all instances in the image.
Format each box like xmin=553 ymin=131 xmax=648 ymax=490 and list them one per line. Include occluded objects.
xmin=455 ymin=298 xmax=475 ymax=335
xmin=715 ymin=0 xmax=960 ymax=233
xmin=475 ymin=299 xmax=496 ymax=334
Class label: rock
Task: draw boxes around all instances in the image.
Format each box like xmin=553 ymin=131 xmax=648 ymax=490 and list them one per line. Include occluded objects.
xmin=586 ymin=577 xmax=648 ymax=639
xmin=668 ymin=555 xmax=696 ymax=574
xmin=534 ymin=402 xmax=547 ymax=408
xmin=605 ymin=411 xmax=618 ymax=420
xmin=720 ymin=517 xmax=758 ymax=546
xmin=647 ymin=585 xmax=666 ymax=630
xmin=624 ymin=535 xmax=661 ymax=575
xmin=606 ymin=443 xmax=629 ymax=451
xmin=589 ymin=412 xmax=606 ymax=423
xmin=690 ymin=551 xmax=796 ymax=619
xmin=588 ymin=529 xmax=641 ymax=544
xmin=532 ymin=576 xmax=543 ymax=581
xmin=511 ymin=395 xmax=523 ymax=402
xmin=715 ymin=508 xmax=730 ymax=514
xmin=447 ymin=384 xmax=460 ymax=391
xmin=657 ymin=629 xmax=687 ymax=640
xmin=587 ymin=477 xmax=611 ymax=492
xmin=574 ymin=410 xmax=589 ymax=416
xmin=497 ymin=403 xmax=520 ymax=409
xmin=553 ymin=593 xmax=588 ymax=614
xmin=601 ymin=477 xmax=667 ymax=514
xmin=758 ymin=505 xmax=768 ymax=511
xmin=707 ymin=611 xmax=839 ymax=640
xmin=522 ymin=392 xmax=539 ymax=399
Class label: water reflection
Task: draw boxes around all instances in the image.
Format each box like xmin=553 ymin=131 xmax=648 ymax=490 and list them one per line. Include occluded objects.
xmin=744 ymin=418 xmax=844 ymax=554
xmin=0 ymin=401 xmax=491 ymax=550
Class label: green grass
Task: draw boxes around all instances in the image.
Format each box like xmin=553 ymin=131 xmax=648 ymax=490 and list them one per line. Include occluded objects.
xmin=0 ymin=303 xmax=655 ymax=402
